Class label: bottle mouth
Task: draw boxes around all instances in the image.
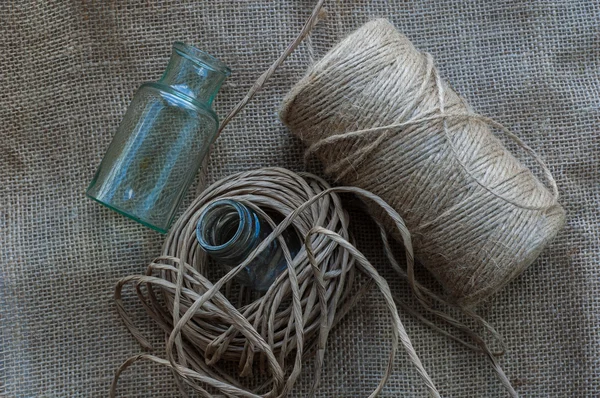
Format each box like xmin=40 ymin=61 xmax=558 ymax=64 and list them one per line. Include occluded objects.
xmin=174 ymin=42 xmax=231 ymax=77
xmin=197 ymin=199 xmax=245 ymax=251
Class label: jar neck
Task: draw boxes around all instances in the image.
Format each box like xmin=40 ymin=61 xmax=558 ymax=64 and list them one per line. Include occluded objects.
xmin=159 ymin=42 xmax=230 ymax=106
xmin=196 ymin=199 xmax=264 ymax=265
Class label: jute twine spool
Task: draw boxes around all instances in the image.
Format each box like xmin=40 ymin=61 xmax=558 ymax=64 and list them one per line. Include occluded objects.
xmin=113 ymin=168 xmax=441 ymax=397
xmin=280 ymin=19 xmax=566 ymax=306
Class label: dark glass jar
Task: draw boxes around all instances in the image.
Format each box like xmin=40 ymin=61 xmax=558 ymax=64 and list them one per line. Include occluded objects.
xmin=196 ymin=199 xmax=300 ymax=291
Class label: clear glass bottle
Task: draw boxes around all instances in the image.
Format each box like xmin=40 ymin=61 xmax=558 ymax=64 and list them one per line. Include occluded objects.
xmin=196 ymin=199 xmax=301 ymax=291
xmin=87 ymin=43 xmax=230 ymax=233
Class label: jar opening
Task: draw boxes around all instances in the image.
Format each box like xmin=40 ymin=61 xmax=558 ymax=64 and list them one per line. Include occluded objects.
xmin=197 ymin=200 xmax=245 ymax=251
xmin=173 ymin=42 xmax=231 ymax=77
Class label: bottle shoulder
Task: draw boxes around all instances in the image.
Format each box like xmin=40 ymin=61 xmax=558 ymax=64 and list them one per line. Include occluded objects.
xmin=139 ymin=82 xmax=219 ymax=125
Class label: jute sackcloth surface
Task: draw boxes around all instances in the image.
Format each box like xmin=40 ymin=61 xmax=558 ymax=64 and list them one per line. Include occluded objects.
xmin=1 ymin=1 xmax=598 ymax=396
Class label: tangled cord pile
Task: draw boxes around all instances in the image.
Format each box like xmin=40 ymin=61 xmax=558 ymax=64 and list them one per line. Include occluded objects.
xmin=112 ymin=168 xmax=440 ymax=397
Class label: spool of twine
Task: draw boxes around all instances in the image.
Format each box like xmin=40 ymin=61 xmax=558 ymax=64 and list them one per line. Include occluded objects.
xmin=280 ymin=19 xmax=566 ymax=306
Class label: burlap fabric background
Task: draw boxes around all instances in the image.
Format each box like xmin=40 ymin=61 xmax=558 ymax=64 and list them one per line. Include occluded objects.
xmin=1 ymin=1 xmax=598 ymax=396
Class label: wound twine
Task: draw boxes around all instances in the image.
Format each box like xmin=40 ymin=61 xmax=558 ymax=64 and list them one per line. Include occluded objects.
xmin=111 ymin=11 xmax=565 ymax=398
xmin=280 ymin=18 xmax=566 ymax=307
xmin=113 ymin=168 xmax=440 ymax=397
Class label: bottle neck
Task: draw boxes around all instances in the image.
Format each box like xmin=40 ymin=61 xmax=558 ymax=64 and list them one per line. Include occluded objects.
xmin=159 ymin=43 xmax=230 ymax=106
xmin=196 ymin=199 xmax=265 ymax=265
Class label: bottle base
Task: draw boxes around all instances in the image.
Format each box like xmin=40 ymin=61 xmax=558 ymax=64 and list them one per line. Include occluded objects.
xmin=86 ymin=192 xmax=169 ymax=234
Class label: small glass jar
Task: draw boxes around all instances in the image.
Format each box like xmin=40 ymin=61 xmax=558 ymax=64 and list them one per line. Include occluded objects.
xmin=87 ymin=43 xmax=230 ymax=233
xmin=196 ymin=199 xmax=301 ymax=291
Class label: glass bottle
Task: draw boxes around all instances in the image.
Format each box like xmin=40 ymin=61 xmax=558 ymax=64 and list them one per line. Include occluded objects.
xmin=196 ymin=199 xmax=301 ymax=291
xmin=87 ymin=43 xmax=230 ymax=233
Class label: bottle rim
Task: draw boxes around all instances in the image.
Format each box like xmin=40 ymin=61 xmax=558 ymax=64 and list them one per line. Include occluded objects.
xmin=173 ymin=42 xmax=231 ymax=77
xmin=196 ymin=199 xmax=246 ymax=252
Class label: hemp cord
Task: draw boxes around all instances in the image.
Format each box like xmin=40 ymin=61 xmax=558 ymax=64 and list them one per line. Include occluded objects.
xmin=111 ymin=4 xmax=564 ymax=398
xmin=280 ymin=19 xmax=565 ymax=307
xmin=112 ymin=168 xmax=441 ymax=397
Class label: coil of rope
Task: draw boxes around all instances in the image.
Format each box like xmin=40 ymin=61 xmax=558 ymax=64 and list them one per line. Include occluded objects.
xmin=113 ymin=167 xmax=440 ymax=397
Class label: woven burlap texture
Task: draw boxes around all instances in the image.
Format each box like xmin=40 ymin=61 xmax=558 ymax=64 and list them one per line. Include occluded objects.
xmin=1 ymin=1 xmax=598 ymax=397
